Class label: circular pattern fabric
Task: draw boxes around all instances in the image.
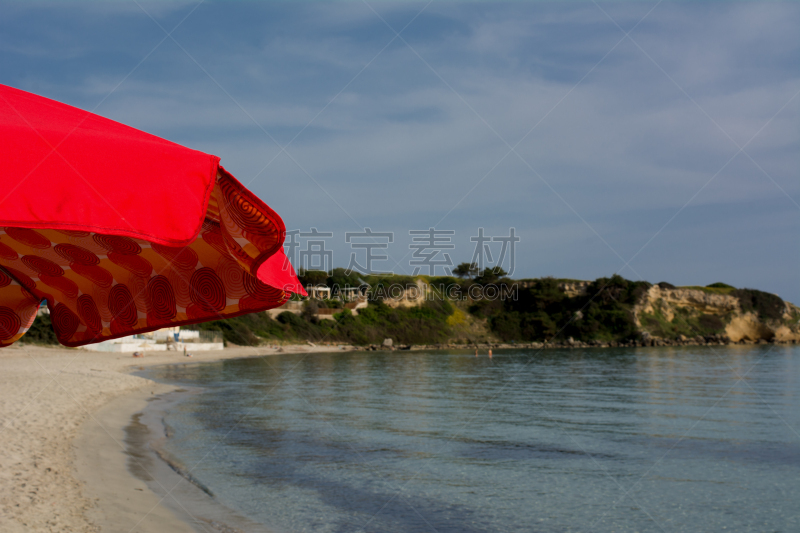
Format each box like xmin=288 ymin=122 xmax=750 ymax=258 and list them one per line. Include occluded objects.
xmin=108 ymin=283 xmax=138 ymax=328
xmin=55 ymin=230 xmax=91 ymax=238
xmin=218 ymin=175 xmax=274 ymax=236
xmin=91 ymin=285 xmax=113 ymax=323
xmin=36 ymin=247 xmax=71 ymax=267
xmin=243 ymin=272 xmax=282 ymax=301
xmin=5 ymin=228 xmax=51 ymax=249
xmin=0 ymin=241 xmax=19 ymax=260
xmin=222 ymin=234 xmax=251 ymax=271
xmin=0 ymin=172 xmax=300 ymax=348
xmin=190 ymin=267 xmax=226 ymax=312
xmin=67 ymin=235 xmax=107 ymax=254
xmin=0 ymin=306 xmax=21 ymax=341
xmin=108 ymin=252 xmax=153 ymax=278
xmin=77 ymin=294 xmax=102 ymax=334
xmin=185 ymin=303 xmax=206 ymax=320
xmin=71 ymin=263 xmax=114 ymax=289
xmin=54 ymin=243 xmax=100 ymax=266
xmin=39 ymin=274 xmax=79 ymax=300
xmin=51 ymin=303 xmax=80 ymax=341
xmin=127 ymin=274 xmax=150 ymax=314
xmin=201 ymin=231 xmax=229 ymax=258
xmin=0 ymin=269 xmax=11 ymax=289
xmin=93 ymin=234 xmax=142 ymax=255
xmin=3 ymin=267 xmax=36 ymax=291
xmin=151 ymin=243 xmax=198 ymax=271
xmin=14 ymin=289 xmax=40 ymax=316
xmin=167 ymin=269 xmax=193 ymax=309
xmin=202 ymin=218 xmax=221 ymax=233
xmin=21 ymin=255 xmax=65 ymax=277
xmin=147 ymin=275 xmax=177 ymax=321
xmin=215 ymin=257 xmax=248 ymax=299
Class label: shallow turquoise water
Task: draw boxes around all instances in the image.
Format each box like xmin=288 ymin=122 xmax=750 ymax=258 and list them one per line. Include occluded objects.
xmin=145 ymin=345 xmax=800 ymax=532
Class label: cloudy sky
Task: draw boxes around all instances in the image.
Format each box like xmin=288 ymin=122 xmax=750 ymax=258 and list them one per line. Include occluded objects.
xmin=2 ymin=1 xmax=798 ymax=302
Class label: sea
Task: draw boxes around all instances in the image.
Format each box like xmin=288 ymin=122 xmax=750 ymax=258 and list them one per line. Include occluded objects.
xmin=135 ymin=345 xmax=800 ymax=533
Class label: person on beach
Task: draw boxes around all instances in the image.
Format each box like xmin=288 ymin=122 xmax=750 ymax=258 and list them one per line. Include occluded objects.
xmin=475 ymin=348 xmax=478 ymax=357
xmin=488 ymin=349 xmax=492 ymax=359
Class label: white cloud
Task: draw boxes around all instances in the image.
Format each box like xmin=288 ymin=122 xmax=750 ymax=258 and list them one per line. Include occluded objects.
xmin=4 ymin=1 xmax=797 ymax=299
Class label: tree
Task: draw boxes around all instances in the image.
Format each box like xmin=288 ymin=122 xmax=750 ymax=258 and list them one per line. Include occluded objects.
xmin=454 ymin=262 xmax=479 ymax=279
xmin=474 ymin=266 xmax=508 ymax=285
xmin=302 ymin=300 xmax=320 ymax=322
xmin=327 ymin=268 xmax=364 ymax=295
xmin=298 ymin=269 xmax=329 ymax=287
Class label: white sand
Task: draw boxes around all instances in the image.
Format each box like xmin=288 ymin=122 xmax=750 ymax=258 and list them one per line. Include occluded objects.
xmin=0 ymin=343 xmax=353 ymax=532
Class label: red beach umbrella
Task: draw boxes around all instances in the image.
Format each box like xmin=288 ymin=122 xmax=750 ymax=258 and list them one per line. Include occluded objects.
xmin=0 ymin=84 xmax=306 ymax=348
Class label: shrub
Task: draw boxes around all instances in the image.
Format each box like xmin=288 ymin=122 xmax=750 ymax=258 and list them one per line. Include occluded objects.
xmin=194 ymin=296 xmax=457 ymax=347
xmin=478 ymin=274 xmax=648 ymax=343
xmin=732 ymin=289 xmax=784 ymax=320
xmin=278 ymin=311 xmax=305 ymax=327
xmin=427 ymin=277 xmax=461 ymax=298
xmin=302 ymin=300 xmax=319 ymax=322
xmin=22 ymin=313 xmax=58 ymax=345
xmin=334 ymin=309 xmax=353 ymax=322
xmin=707 ymin=282 xmax=735 ymax=289
xmin=520 ymin=312 xmax=558 ymax=340
xmin=473 ymin=267 xmax=508 ymax=285
xmin=327 ymin=268 xmax=365 ymax=294
xmin=469 ymin=298 xmax=504 ymax=318
xmin=298 ymin=269 xmax=329 ymax=287
xmin=491 ymin=311 xmax=521 ymax=341
xmin=698 ymin=314 xmax=724 ymax=332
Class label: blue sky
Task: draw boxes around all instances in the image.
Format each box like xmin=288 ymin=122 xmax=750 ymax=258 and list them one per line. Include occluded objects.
xmin=2 ymin=1 xmax=799 ymax=302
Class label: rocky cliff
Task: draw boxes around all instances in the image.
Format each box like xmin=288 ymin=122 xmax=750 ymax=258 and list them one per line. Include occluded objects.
xmin=633 ymin=285 xmax=800 ymax=343
xmin=452 ymin=276 xmax=800 ymax=346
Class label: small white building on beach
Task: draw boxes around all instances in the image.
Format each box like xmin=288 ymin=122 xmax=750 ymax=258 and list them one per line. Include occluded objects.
xmin=82 ymin=326 xmax=224 ymax=353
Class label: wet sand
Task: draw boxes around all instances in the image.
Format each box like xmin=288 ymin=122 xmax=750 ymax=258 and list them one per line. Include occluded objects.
xmin=0 ymin=343 xmax=354 ymax=532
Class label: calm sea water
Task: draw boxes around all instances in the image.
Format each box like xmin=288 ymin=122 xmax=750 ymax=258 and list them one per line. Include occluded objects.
xmin=145 ymin=346 xmax=800 ymax=533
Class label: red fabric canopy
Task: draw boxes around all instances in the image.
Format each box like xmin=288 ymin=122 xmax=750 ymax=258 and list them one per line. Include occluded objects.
xmin=0 ymin=84 xmax=305 ymax=348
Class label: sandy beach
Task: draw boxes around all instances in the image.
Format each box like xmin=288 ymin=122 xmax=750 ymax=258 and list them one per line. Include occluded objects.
xmin=0 ymin=343 xmax=353 ymax=533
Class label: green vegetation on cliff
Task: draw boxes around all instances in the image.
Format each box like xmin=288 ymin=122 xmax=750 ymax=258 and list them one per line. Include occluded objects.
xmin=19 ymin=272 xmax=795 ymax=347
xmin=196 ymin=298 xmax=453 ymax=346
xmin=473 ymin=275 xmax=650 ymax=343
xmin=639 ymin=306 xmax=729 ymax=339
xmin=731 ymin=288 xmax=784 ymax=320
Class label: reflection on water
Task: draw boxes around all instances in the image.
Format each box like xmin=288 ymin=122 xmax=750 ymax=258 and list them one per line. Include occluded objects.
xmin=145 ymin=345 xmax=800 ymax=533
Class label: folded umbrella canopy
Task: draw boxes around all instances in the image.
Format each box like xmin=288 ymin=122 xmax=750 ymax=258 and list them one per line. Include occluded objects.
xmin=0 ymin=84 xmax=305 ymax=347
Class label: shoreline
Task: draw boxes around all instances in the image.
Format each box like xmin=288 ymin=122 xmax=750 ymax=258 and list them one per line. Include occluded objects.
xmin=0 ymin=343 xmax=355 ymax=533
xmin=0 ymin=340 xmax=786 ymax=532
xmin=78 ymin=386 xmax=274 ymax=532
xmin=74 ymin=385 xmax=197 ymax=533
xmin=354 ymin=334 xmax=796 ymax=352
